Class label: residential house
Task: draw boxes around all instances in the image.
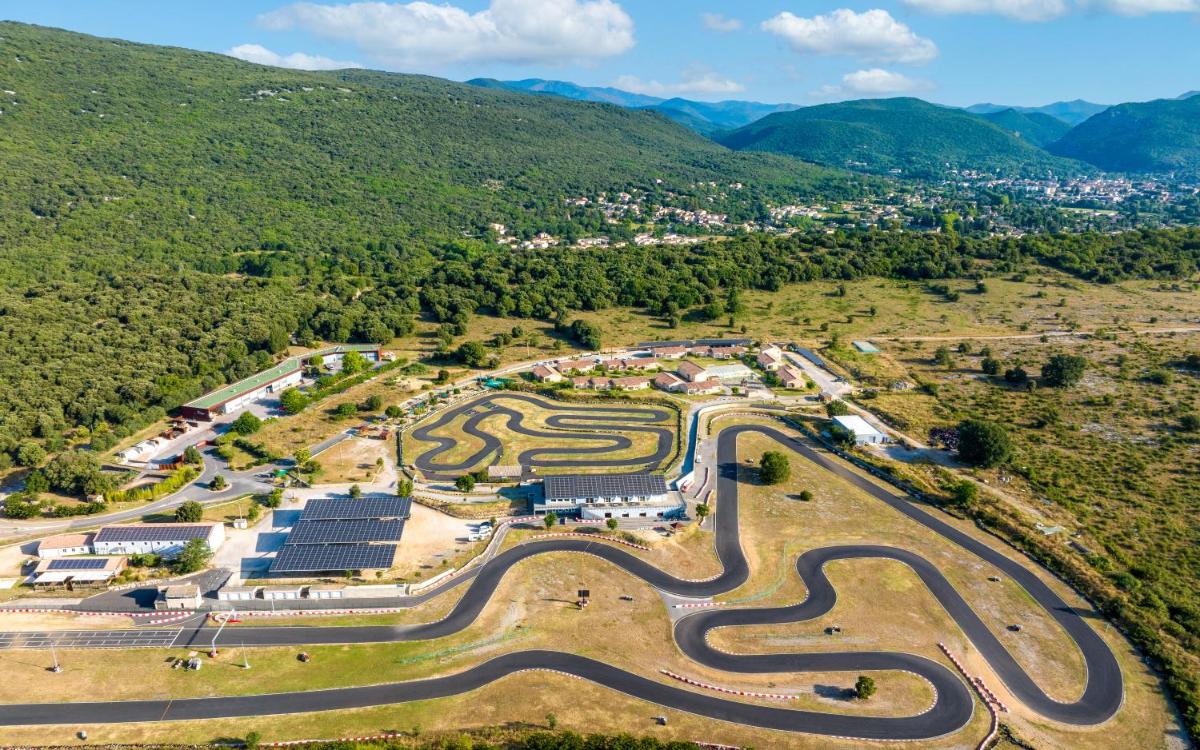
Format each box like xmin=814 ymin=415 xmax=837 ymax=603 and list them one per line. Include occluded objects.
xmin=677 ymin=361 xmax=710 ymax=382
xmin=531 ymin=365 xmax=564 ymax=383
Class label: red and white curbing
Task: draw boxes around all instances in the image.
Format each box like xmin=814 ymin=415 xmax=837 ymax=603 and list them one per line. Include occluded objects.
xmin=0 ymin=607 xmax=183 ymax=620
xmin=137 ymin=612 xmax=195 ymax=626
xmin=210 ymin=607 xmax=407 ymax=622
xmin=661 ymin=669 xmax=800 ymax=701
xmin=531 ymin=532 xmax=651 ymax=551
xmin=266 ymin=732 xmax=400 ymax=746
xmin=671 ymin=600 xmax=725 ymax=609
xmin=939 ymin=643 xmax=1006 ymax=750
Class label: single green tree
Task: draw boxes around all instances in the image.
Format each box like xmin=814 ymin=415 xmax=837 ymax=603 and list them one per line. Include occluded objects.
xmin=1041 ymin=354 xmax=1087 ymax=388
xmin=695 ymin=503 xmax=711 ymax=521
xmin=175 ymin=500 xmax=203 ymax=522
xmin=957 ymin=419 xmax=1012 ymax=468
xmin=385 ymin=405 xmax=402 ymax=419
xmin=231 ymin=411 xmax=262 ymax=436
xmin=799 ymin=489 xmax=814 ymax=502
xmin=173 ymin=539 xmax=213 ymax=574
xmin=543 ymin=511 xmax=558 ymax=530
xmin=398 ymin=479 xmax=414 ymax=497
xmin=183 ymin=445 xmax=203 ymax=464
xmin=349 ymin=484 xmax=362 ymax=499
xmin=825 ymin=400 xmax=851 ymax=417
xmin=279 ymin=388 xmax=308 ymax=414
xmin=606 ymin=517 xmax=619 ymax=531
xmin=455 ymin=474 xmax=475 ymax=493
xmin=855 ymin=675 xmax=877 ymax=700
xmin=759 ymin=451 xmax=791 ymax=485
xmin=209 ymin=474 xmax=227 ymax=491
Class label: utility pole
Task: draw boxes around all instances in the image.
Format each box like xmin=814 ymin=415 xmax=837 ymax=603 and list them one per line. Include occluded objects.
xmin=210 ymin=606 xmax=232 ymax=656
xmin=49 ymin=641 xmax=61 ymax=673
xmin=241 ymin=642 xmax=250 ymax=670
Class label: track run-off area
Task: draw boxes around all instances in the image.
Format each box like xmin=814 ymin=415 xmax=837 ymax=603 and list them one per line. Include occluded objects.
xmin=0 ymin=423 xmax=1124 ymax=742
xmin=408 ymin=392 xmax=676 ymax=479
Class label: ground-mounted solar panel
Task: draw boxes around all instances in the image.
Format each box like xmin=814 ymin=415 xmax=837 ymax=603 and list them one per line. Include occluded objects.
xmin=299 ymin=496 xmax=412 ymax=521
xmin=47 ymin=558 xmax=109 ymax=570
xmin=543 ymin=473 xmax=668 ymax=501
xmin=270 ymin=543 xmax=397 ymax=574
xmin=286 ymin=518 xmax=405 ymax=545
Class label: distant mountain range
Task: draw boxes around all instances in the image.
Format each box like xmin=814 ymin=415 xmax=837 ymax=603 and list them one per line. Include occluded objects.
xmin=715 ymin=98 xmax=1081 ymax=178
xmin=467 ymin=78 xmax=799 ymax=134
xmin=478 ymin=77 xmax=1200 ymax=177
xmin=964 ymin=100 xmax=1109 ymax=127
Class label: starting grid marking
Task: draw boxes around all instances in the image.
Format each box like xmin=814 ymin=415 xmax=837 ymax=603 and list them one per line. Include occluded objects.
xmin=0 ymin=628 xmax=182 ymax=650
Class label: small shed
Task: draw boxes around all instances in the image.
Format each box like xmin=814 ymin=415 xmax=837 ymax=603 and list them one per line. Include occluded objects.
xmin=262 ymin=585 xmax=303 ymax=600
xmin=852 ymin=340 xmax=880 ymax=354
xmin=158 ymin=584 xmax=202 ymax=610
xmin=217 ymin=585 xmax=260 ymax=602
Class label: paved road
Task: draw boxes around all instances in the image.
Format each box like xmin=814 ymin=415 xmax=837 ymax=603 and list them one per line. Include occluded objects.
xmin=0 ymin=425 xmax=1124 ymax=739
xmin=409 ymin=392 xmax=674 ymax=480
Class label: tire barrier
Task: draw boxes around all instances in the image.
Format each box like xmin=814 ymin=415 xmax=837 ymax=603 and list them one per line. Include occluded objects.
xmin=530 ymin=532 xmax=651 ymax=551
xmin=661 ymin=669 xmax=801 ymax=700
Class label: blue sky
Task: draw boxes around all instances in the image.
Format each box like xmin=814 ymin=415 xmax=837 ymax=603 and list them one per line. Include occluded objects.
xmin=4 ymin=0 xmax=1198 ymax=106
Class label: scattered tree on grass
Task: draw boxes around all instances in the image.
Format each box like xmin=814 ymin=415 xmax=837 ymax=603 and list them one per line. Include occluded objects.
xmin=3 ymin=495 xmax=39 ymax=519
xmin=957 ymin=419 xmax=1012 ymax=468
xmin=385 ymin=404 xmax=402 ymax=419
xmin=1004 ymin=366 xmax=1028 ymax=385
xmin=981 ymin=357 xmax=1001 ymax=376
xmin=934 ymin=346 xmax=954 ymax=369
xmin=266 ymin=488 xmax=284 ymax=508
xmin=545 ymin=713 xmax=558 ymax=730
xmin=175 ymin=500 xmax=203 ymax=522
xmin=855 ymin=675 xmax=877 ymax=700
xmin=456 ymin=341 xmax=488 ymax=367
xmin=349 ymin=484 xmax=362 ymax=499
xmin=543 ymin=512 xmax=557 ymax=530
xmin=1041 ymin=354 xmax=1087 ymax=387
xmin=363 ymin=394 xmax=383 ymax=411
xmin=606 ymin=518 xmax=618 ymax=531
xmin=455 ymin=474 xmax=476 ymax=492
xmin=231 ymin=411 xmax=262 ymax=436
xmin=341 ymin=350 xmax=369 ymax=376
xmin=335 ymin=401 xmax=357 ymax=418
xmin=695 ymin=503 xmax=711 ymax=521
xmin=799 ymin=489 xmax=813 ymax=502
xmin=825 ymin=400 xmax=851 ymax=417
xmin=247 ymin=502 xmax=261 ymax=523
xmin=1179 ymin=414 xmax=1200 ymax=432
xmin=173 ymin=539 xmax=213 ymax=574
xmin=760 ymin=451 xmax=791 ymax=484
xmin=398 ymin=479 xmax=414 ymax=497
xmin=279 ymin=388 xmax=308 ymax=415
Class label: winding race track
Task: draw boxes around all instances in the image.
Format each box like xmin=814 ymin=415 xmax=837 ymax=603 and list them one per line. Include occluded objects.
xmin=409 ymin=392 xmax=675 ymax=479
xmin=0 ymin=424 xmax=1123 ymax=740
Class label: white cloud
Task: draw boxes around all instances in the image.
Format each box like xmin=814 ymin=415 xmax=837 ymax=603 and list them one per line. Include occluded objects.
xmin=1082 ymin=0 xmax=1199 ymax=13
xmin=225 ymin=43 xmax=363 ymax=70
xmin=813 ymin=68 xmax=935 ymax=99
xmin=257 ymin=0 xmax=635 ymax=67
xmin=701 ymin=12 xmax=743 ymax=32
xmin=762 ymin=9 xmax=938 ymax=65
xmin=613 ymin=67 xmax=745 ymax=98
xmin=902 ymin=0 xmax=1069 ymax=20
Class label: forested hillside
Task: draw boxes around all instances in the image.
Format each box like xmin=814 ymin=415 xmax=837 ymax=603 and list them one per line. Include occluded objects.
xmin=979 ymin=108 xmax=1072 ymax=148
xmin=718 ymin=97 xmax=1083 ymax=178
xmin=1050 ymin=94 xmax=1200 ymax=173
xmin=0 ymin=22 xmax=1197 ymax=469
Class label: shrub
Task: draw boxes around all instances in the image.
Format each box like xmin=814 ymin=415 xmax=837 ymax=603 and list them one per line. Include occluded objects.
xmin=1041 ymin=354 xmax=1087 ymax=387
xmin=175 ymin=500 xmax=203 ymax=523
xmin=231 ymin=411 xmax=262 ymax=436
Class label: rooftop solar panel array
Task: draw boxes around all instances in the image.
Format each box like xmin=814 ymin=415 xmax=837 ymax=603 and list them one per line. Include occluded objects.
xmin=286 ymin=518 xmax=405 ymax=545
xmin=47 ymin=558 xmax=109 ymax=570
xmin=543 ymin=473 xmax=668 ymax=501
xmin=270 ymin=544 xmax=397 ymax=574
xmin=300 ymin=496 xmax=412 ymax=521
xmin=94 ymin=525 xmax=214 ymax=543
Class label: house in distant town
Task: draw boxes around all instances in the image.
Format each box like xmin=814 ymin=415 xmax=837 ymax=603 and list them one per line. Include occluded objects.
xmin=757 ymin=346 xmax=784 ymax=372
xmin=778 ymin=365 xmax=807 ymax=389
xmin=653 ymin=372 xmax=686 ymax=392
xmin=680 ymin=379 xmax=723 ymax=396
xmin=557 ymin=358 xmax=596 ymax=373
xmin=611 ymin=376 xmax=651 ymax=391
xmin=677 ymin=361 xmax=710 ymax=382
xmin=531 ymin=365 xmax=564 ymax=383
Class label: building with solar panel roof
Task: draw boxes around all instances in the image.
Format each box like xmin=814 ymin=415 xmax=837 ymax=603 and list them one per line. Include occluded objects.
xmin=32 ymin=556 xmax=127 ymax=589
xmin=92 ymin=522 xmax=225 ymax=557
xmin=268 ymin=495 xmax=408 ymax=577
xmin=532 ymin=472 xmax=681 ymax=521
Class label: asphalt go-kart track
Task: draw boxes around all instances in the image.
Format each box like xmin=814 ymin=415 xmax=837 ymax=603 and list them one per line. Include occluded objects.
xmin=409 ymin=392 xmax=676 ymax=479
xmin=0 ymin=414 xmax=1125 ymax=742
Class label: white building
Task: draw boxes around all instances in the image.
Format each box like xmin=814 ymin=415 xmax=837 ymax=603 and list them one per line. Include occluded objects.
xmin=36 ymin=533 xmax=95 ymax=559
xmin=92 ymin=523 xmax=226 ymax=557
xmin=531 ymin=473 xmax=681 ymax=520
xmin=832 ymin=415 xmax=887 ymax=445
xmin=707 ymin=363 xmax=754 ymax=383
